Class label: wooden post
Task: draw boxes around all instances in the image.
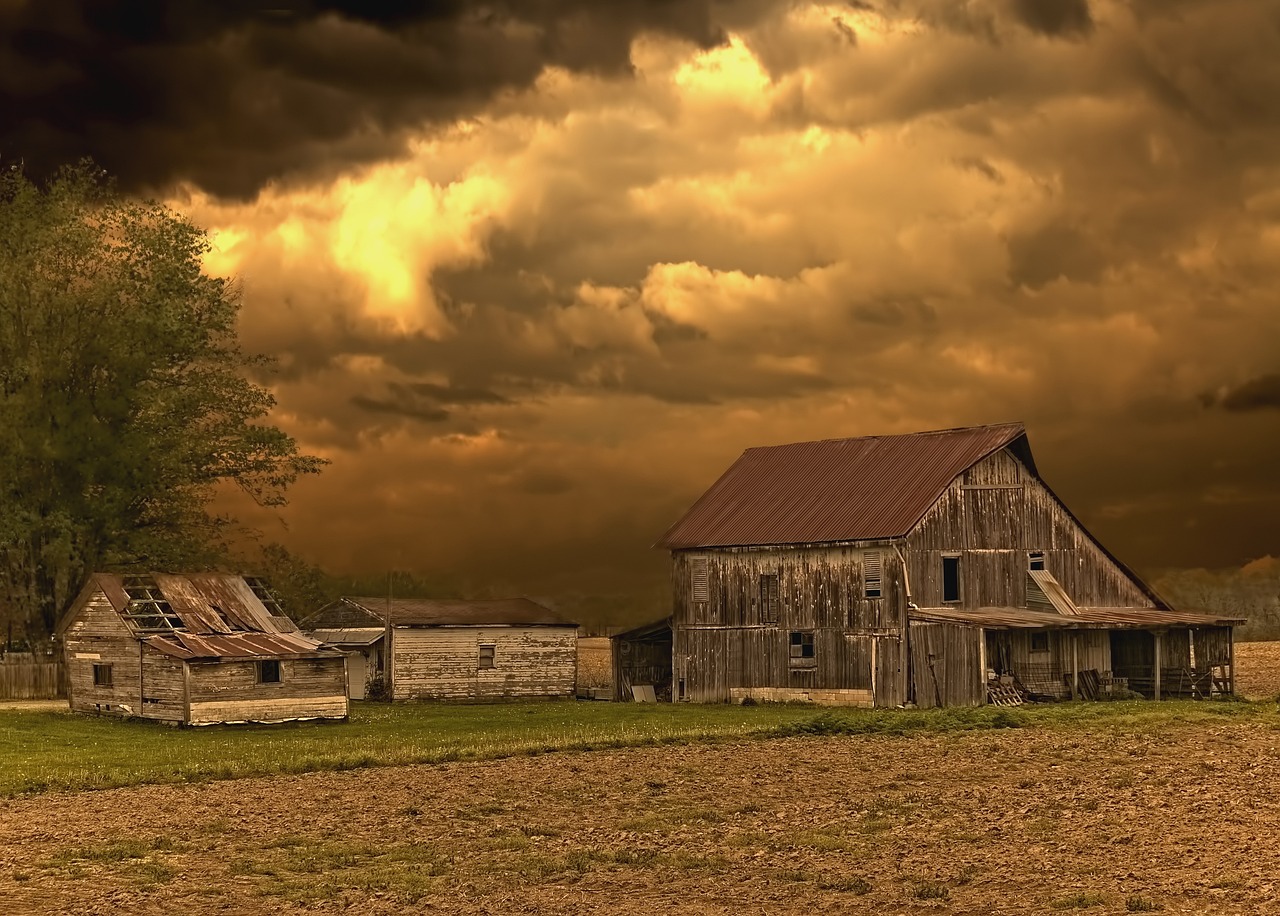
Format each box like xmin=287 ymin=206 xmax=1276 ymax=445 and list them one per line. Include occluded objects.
xmin=978 ymin=628 xmax=987 ymax=705
xmin=1228 ymin=628 xmax=1235 ymax=697
xmin=1071 ymin=632 xmax=1079 ymax=700
xmin=1153 ymin=631 xmax=1163 ymax=701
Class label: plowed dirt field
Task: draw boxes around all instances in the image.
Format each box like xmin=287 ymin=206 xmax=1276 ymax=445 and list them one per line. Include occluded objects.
xmin=4 ymin=717 xmax=1280 ymax=915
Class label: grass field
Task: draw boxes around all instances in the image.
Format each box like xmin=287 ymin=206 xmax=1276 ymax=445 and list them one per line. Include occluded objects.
xmin=0 ymin=695 xmax=1272 ymax=798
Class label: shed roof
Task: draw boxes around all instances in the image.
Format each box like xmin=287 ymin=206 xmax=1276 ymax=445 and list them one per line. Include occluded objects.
xmin=333 ymin=596 xmax=577 ymax=628
xmin=60 ymin=572 xmax=333 ymax=660
xmin=909 ymin=606 xmax=1243 ymax=631
xmin=146 ymin=630 xmax=337 ymax=660
xmin=307 ymin=627 xmax=385 ymax=647
xmin=655 ymin=423 xmax=1029 ymax=549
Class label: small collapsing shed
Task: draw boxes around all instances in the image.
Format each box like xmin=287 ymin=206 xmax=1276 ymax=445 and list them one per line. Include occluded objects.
xmin=612 ymin=618 xmax=673 ymax=702
xmin=58 ymin=573 xmax=348 ymax=725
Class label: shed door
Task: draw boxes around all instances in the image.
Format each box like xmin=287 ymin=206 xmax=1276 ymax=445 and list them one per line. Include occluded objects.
xmin=873 ymin=635 xmax=904 ymax=707
xmin=348 ymin=652 xmax=368 ymax=700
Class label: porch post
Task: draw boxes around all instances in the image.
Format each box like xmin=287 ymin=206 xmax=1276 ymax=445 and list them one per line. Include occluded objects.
xmin=978 ymin=628 xmax=987 ymax=705
xmin=1153 ymin=631 xmax=1163 ymax=701
xmin=1071 ymin=631 xmax=1079 ymax=699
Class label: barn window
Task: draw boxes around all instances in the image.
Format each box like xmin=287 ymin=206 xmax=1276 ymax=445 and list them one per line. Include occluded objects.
xmin=789 ymin=631 xmax=815 ymax=659
xmin=759 ymin=573 xmax=780 ymax=625
xmin=691 ymin=557 xmax=709 ymax=602
xmin=92 ymin=664 xmax=113 ymax=687
xmin=942 ymin=555 xmax=962 ymax=603
xmin=479 ymin=645 xmax=496 ymax=669
xmin=1028 ymin=551 xmax=1046 ymax=571
xmin=1030 ymin=632 xmax=1050 ymax=654
xmin=863 ymin=551 xmax=882 ymax=598
xmin=257 ymin=660 xmax=282 ymax=684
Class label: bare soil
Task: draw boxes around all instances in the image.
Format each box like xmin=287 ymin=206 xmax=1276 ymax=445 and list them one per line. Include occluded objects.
xmin=3 ymin=718 xmax=1280 ymax=915
xmin=1233 ymin=640 xmax=1280 ymax=699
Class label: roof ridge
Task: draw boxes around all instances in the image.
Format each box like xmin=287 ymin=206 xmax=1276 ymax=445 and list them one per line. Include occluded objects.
xmin=742 ymin=421 xmax=1026 ymax=452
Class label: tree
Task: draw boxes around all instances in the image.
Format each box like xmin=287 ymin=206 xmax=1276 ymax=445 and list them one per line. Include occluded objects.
xmin=0 ymin=162 xmax=325 ymax=644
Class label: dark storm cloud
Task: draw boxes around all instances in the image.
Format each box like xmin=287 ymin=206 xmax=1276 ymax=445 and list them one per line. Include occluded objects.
xmin=1006 ymin=221 xmax=1107 ymax=289
xmin=0 ymin=0 xmax=753 ymax=197
xmin=1213 ymin=374 xmax=1280 ymax=412
xmin=1008 ymin=0 xmax=1092 ymax=38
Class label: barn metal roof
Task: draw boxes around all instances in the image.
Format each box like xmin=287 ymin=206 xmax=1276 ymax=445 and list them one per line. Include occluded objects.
xmin=909 ymin=606 xmax=1243 ymax=630
xmin=656 ymin=423 xmax=1028 ymax=549
xmin=340 ymin=596 xmax=578 ymax=628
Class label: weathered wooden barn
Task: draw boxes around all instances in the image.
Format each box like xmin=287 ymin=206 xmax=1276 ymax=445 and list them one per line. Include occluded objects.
xmin=58 ymin=573 xmax=349 ymax=725
xmin=302 ymin=597 xmax=579 ymax=702
xmin=644 ymin=423 xmax=1242 ymax=707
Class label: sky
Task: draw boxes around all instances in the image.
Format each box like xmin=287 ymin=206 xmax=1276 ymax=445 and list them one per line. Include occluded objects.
xmin=3 ymin=0 xmax=1278 ymax=615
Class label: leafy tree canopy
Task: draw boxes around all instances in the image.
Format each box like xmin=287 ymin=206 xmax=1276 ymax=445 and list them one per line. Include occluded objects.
xmin=0 ymin=162 xmax=325 ymax=644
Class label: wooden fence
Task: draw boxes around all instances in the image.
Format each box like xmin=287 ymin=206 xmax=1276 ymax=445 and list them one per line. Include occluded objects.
xmin=0 ymin=661 xmax=66 ymax=700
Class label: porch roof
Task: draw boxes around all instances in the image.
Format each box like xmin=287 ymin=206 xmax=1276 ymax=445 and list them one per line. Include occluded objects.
xmin=909 ymin=606 xmax=1243 ymax=631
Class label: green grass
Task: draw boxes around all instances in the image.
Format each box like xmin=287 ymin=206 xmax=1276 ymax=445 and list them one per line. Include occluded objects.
xmin=0 ymin=698 xmax=1270 ymax=798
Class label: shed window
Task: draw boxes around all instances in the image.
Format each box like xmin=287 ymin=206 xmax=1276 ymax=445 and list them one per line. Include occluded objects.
xmin=863 ymin=551 xmax=882 ymax=598
xmin=691 ymin=557 xmax=709 ymax=603
xmin=789 ymin=631 xmax=815 ymax=659
xmin=1028 ymin=551 xmax=1045 ymax=571
xmin=1030 ymin=632 xmax=1050 ymax=654
xmin=942 ymin=555 xmax=962 ymax=603
xmin=759 ymin=573 xmax=779 ymax=625
xmin=92 ymin=664 xmax=113 ymax=687
xmin=257 ymin=660 xmax=282 ymax=684
xmin=479 ymin=645 xmax=496 ymax=669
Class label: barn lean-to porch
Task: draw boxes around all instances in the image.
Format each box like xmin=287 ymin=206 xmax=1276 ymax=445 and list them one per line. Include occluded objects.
xmin=909 ymin=607 xmax=1241 ymax=707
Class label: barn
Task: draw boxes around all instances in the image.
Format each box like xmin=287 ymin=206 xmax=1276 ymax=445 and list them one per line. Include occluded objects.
xmin=302 ymin=597 xmax=579 ymax=702
xmin=58 ymin=573 xmax=349 ymax=725
xmin=649 ymin=423 xmax=1242 ymax=707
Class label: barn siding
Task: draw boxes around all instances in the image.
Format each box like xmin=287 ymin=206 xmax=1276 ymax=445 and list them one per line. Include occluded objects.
xmin=391 ymin=626 xmax=577 ymax=701
xmin=908 ymin=448 xmax=1154 ymax=609
xmin=672 ymin=546 xmax=906 ymax=705
xmin=186 ymin=657 xmax=348 ymax=724
xmin=909 ymin=622 xmax=983 ymax=708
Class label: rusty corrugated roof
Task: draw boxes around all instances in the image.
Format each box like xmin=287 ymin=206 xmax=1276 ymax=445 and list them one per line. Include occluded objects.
xmin=910 ymin=606 xmax=1243 ymax=630
xmin=342 ymin=596 xmax=578 ymax=628
xmin=1027 ymin=569 xmax=1080 ymax=616
xmin=656 ymin=423 xmax=1027 ymax=549
xmin=146 ymin=630 xmax=336 ymax=660
xmin=307 ymin=627 xmax=385 ymax=647
xmin=90 ymin=573 xmax=292 ymax=636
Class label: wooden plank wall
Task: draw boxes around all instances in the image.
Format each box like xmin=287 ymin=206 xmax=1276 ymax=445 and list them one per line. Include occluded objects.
xmin=909 ymin=622 xmax=982 ymax=708
xmin=671 ymin=546 xmax=906 ymax=704
xmin=907 ymin=449 xmax=1155 ymax=609
xmin=392 ymin=626 xmax=577 ymax=701
xmin=62 ymin=590 xmax=143 ymax=717
xmin=0 ymin=661 xmax=64 ymax=700
xmin=186 ymin=657 xmax=348 ymax=724
xmin=140 ymin=649 xmax=186 ymax=723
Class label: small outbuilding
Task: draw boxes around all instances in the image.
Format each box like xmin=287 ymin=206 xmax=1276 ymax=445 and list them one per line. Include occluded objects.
xmin=302 ymin=597 xmax=579 ymax=702
xmin=59 ymin=573 xmax=349 ymax=725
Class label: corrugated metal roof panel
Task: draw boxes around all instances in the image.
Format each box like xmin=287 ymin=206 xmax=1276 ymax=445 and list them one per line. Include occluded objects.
xmin=146 ymin=630 xmax=334 ymax=660
xmin=1028 ymin=569 xmax=1080 ymax=616
xmin=655 ymin=423 xmax=1027 ymax=549
xmin=343 ymin=596 xmax=577 ymax=628
xmin=92 ymin=573 xmax=288 ymax=636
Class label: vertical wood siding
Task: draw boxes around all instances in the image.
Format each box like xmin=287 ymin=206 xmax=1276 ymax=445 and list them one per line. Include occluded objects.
xmin=392 ymin=626 xmax=577 ymax=701
xmin=907 ymin=448 xmax=1154 ymax=609
xmin=672 ymin=546 xmax=906 ymax=704
xmin=909 ymin=622 xmax=983 ymax=708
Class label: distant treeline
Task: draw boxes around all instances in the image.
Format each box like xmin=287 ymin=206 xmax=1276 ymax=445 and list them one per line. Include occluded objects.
xmin=1153 ymin=559 xmax=1280 ymax=642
